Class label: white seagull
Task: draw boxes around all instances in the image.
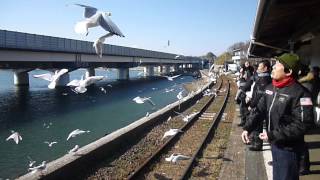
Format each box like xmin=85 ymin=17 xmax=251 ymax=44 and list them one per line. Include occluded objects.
xmin=132 ymin=96 xmax=156 ymax=106
xmin=162 ymin=75 xmax=181 ymax=81
xmin=74 ymin=4 xmax=125 ymax=57
xmin=67 ymin=129 xmax=90 ymax=141
xmin=44 ymin=141 xmax=58 ymax=147
xmin=27 ymin=156 xmax=36 ymax=167
xmin=177 ymin=91 xmax=184 ymax=100
xmin=165 ymin=88 xmax=175 ymax=93
xmin=6 ymin=130 xmax=22 ymax=144
xmin=28 ymin=161 xmax=46 ymax=174
xmin=68 ymin=145 xmax=80 ymax=154
xmin=175 ymin=111 xmax=199 ymax=122
xmin=67 ymin=73 xmax=104 ymax=93
xmin=33 ymin=69 xmax=69 ymax=89
xmin=100 ymin=87 xmax=107 ymax=94
xmin=162 ymin=129 xmax=183 ymax=140
xmin=165 ymin=153 xmax=190 ymax=163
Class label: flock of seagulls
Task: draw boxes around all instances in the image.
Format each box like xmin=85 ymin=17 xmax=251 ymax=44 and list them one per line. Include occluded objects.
xmin=73 ymin=4 xmax=125 ymax=58
xmin=5 ymin=128 xmax=91 ymax=173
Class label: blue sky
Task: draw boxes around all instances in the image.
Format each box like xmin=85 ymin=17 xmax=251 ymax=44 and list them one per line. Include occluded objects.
xmin=0 ymin=0 xmax=258 ymax=56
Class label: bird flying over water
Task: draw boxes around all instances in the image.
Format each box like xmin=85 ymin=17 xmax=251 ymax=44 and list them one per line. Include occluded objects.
xmin=162 ymin=75 xmax=181 ymax=81
xmin=67 ymin=74 xmax=104 ymax=93
xmin=67 ymin=129 xmax=90 ymax=141
xmin=27 ymin=156 xmax=36 ymax=167
xmin=44 ymin=141 xmax=58 ymax=147
xmin=33 ymin=69 xmax=68 ymax=89
xmin=6 ymin=130 xmax=22 ymax=144
xmin=133 ymin=96 xmax=156 ymax=106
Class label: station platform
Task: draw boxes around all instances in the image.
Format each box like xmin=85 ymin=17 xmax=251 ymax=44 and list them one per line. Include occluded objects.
xmin=219 ymin=105 xmax=320 ymax=180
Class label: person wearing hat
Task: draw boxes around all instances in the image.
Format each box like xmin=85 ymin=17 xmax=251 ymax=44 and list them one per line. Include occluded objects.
xmin=241 ymin=53 xmax=314 ymax=180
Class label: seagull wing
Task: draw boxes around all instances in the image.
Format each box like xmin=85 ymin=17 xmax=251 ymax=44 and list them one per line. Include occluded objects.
xmin=55 ymin=69 xmax=68 ymax=78
xmin=84 ymin=76 xmax=104 ymax=86
xmin=67 ymin=79 xmax=81 ymax=87
xmin=99 ymin=13 xmax=125 ymax=37
xmin=33 ymin=73 xmax=53 ymax=82
xmin=146 ymin=98 xmax=156 ymax=106
xmin=67 ymin=129 xmax=78 ymax=140
xmin=174 ymin=111 xmax=186 ymax=118
xmin=171 ymin=74 xmax=181 ymax=79
xmin=74 ymin=3 xmax=98 ymax=18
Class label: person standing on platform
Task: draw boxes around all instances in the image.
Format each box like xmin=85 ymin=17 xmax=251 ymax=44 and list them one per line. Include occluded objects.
xmin=241 ymin=53 xmax=314 ymax=180
xmin=246 ymin=60 xmax=272 ymax=151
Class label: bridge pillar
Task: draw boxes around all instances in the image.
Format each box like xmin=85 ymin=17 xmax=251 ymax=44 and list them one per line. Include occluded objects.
xmin=117 ymin=68 xmax=129 ymax=80
xmin=163 ymin=65 xmax=170 ymax=74
xmin=56 ymin=73 xmax=70 ymax=86
xmin=85 ymin=68 xmax=95 ymax=78
xmin=144 ymin=66 xmax=154 ymax=77
xmin=14 ymin=71 xmax=29 ymax=86
xmin=157 ymin=66 xmax=163 ymax=75
xmin=173 ymin=64 xmax=179 ymax=72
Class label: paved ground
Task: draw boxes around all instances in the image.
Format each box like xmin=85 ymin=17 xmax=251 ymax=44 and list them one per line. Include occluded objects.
xmin=219 ymin=105 xmax=320 ymax=180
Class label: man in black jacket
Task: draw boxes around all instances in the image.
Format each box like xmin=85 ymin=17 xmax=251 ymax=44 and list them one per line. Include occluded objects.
xmin=247 ymin=60 xmax=272 ymax=151
xmin=241 ymin=53 xmax=314 ymax=180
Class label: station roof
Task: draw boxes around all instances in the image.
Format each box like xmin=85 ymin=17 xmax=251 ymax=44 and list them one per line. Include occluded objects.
xmin=248 ymin=0 xmax=320 ymax=58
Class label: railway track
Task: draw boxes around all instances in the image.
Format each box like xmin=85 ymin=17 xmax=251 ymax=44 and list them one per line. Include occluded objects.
xmin=127 ymin=79 xmax=230 ymax=180
xmin=86 ymin=77 xmax=232 ymax=179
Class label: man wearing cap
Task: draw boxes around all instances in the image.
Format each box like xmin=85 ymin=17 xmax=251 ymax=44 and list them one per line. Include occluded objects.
xmin=241 ymin=53 xmax=314 ymax=180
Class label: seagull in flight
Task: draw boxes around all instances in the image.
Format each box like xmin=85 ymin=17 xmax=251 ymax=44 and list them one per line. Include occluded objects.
xmin=6 ymin=130 xmax=22 ymax=144
xmin=133 ymin=96 xmax=156 ymax=106
xmin=174 ymin=111 xmax=199 ymax=122
xmin=44 ymin=141 xmax=58 ymax=147
xmin=162 ymin=129 xmax=183 ymax=140
xmin=162 ymin=75 xmax=181 ymax=81
xmin=177 ymin=90 xmax=184 ymax=100
xmin=28 ymin=161 xmax=46 ymax=174
xmin=67 ymin=73 xmax=104 ymax=93
xmin=68 ymin=145 xmax=80 ymax=154
xmin=164 ymin=88 xmax=175 ymax=93
xmin=27 ymin=156 xmax=36 ymax=167
xmin=73 ymin=4 xmax=125 ymax=57
xmin=33 ymin=69 xmax=69 ymax=89
xmin=67 ymin=129 xmax=90 ymax=141
xmin=100 ymin=87 xmax=107 ymax=94
xmin=165 ymin=153 xmax=190 ymax=163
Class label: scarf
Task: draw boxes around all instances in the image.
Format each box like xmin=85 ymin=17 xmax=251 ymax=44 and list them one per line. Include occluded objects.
xmin=272 ymin=76 xmax=295 ymax=88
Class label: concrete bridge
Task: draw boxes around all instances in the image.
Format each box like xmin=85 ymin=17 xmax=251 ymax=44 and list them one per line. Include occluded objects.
xmin=0 ymin=29 xmax=205 ymax=85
